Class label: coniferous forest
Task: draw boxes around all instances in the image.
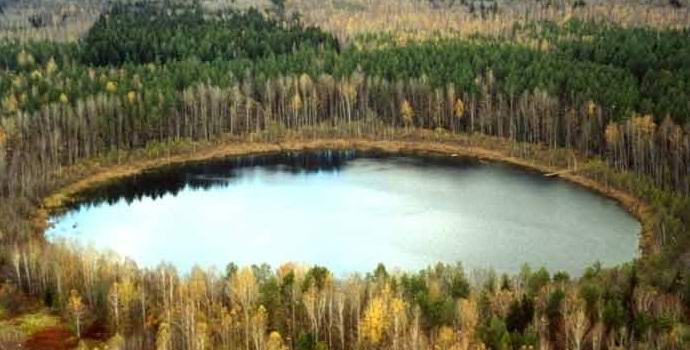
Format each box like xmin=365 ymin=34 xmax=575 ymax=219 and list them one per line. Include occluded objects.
xmin=0 ymin=0 xmax=689 ymax=349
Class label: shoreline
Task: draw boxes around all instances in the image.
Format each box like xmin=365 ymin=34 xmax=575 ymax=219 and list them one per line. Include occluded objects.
xmin=35 ymin=137 xmax=654 ymax=260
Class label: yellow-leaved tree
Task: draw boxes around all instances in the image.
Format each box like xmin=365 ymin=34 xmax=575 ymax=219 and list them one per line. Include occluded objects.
xmin=291 ymin=92 xmax=303 ymax=114
xmin=458 ymin=298 xmax=479 ymax=350
xmin=1 ymin=95 xmax=18 ymax=114
xmin=360 ymin=285 xmax=408 ymax=348
xmin=605 ymin=122 xmax=620 ymax=151
xmin=45 ymin=57 xmax=58 ymax=75
xmin=230 ymin=267 xmax=258 ymax=350
xmin=437 ymin=325 xmax=457 ymax=350
xmin=565 ymin=293 xmax=588 ymax=350
xmin=251 ymin=305 xmax=267 ymax=350
xmin=361 ymin=296 xmax=387 ymax=345
xmin=17 ymin=49 xmax=35 ymax=68
xmin=106 ymin=81 xmax=118 ymax=93
xmin=12 ymin=76 xmax=25 ymax=90
xmin=30 ymin=70 xmax=43 ymax=81
xmin=59 ymin=93 xmax=69 ymax=105
xmin=109 ymin=278 xmax=136 ymax=333
xmin=401 ymin=99 xmax=415 ymax=128
xmin=391 ymin=297 xmax=407 ymax=350
xmin=127 ymin=91 xmax=138 ymax=105
xmin=586 ymin=100 xmax=598 ymax=119
xmin=106 ymin=333 xmax=125 ymax=350
xmin=454 ymin=98 xmax=465 ymax=119
xmin=196 ymin=321 xmax=209 ymax=350
xmin=156 ymin=321 xmax=171 ymax=350
xmin=605 ymin=122 xmax=620 ymax=143
xmin=68 ymin=289 xmax=85 ymax=338
xmin=267 ymin=331 xmax=288 ymax=350
xmin=451 ymin=97 xmax=466 ymax=132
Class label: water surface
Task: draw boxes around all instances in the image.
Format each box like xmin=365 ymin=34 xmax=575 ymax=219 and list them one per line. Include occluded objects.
xmin=47 ymin=151 xmax=640 ymax=275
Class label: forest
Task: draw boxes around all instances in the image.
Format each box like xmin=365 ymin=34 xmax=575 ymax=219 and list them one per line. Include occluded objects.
xmin=0 ymin=0 xmax=689 ymax=349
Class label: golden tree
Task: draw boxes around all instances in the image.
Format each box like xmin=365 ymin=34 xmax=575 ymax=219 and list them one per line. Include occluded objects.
xmin=437 ymin=325 xmax=456 ymax=350
xmin=298 ymin=73 xmax=313 ymax=123
xmin=401 ymin=99 xmax=415 ymax=128
xmin=109 ymin=279 xmax=136 ymax=333
xmin=106 ymin=334 xmax=125 ymax=350
xmin=59 ymin=93 xmax=69 ymax=105
xmin=454 ymin=98 xmax=465 ymax=119
xmin=127 ymin=91 xmax=138 ymax=105
xmin=565 ymin=302 xmax=587 ymax=350
xmin=391 ymin=297 xmax=407 ymax=350
xmin=156 ymin=321 xmax=172 ymax=350
xmin=360 ymin=284 xmax=408 ymax=348
xmin=196 ymin=321 xmax=209 ymax=350
xmin=303 ymin=285 xmax=319 ymax=337
xmin=361 ymin=295 xmax=387 ymax=345
xmin=11 ymin=76 xmax=25 ymax=90
xmin=106 ymin=81 xmax=118 ymax=94
xmin=16 ymin=49 xmax=35 ymax=68
xmin=605 ymin=123 xmax=620 ymax=146
xmin=68 ymin=289 xmax=85 ymax=338
xmin=231 ymin=267 xmax=258 ymax=350
xmin=1 ymin=95 xmax=18 ymax=114
xmin=291 ymin=92 xmax=303 ymax=116
xmin=251 ymin=305 xmax=268 ymax=350
xmin=457 ymin=298 xmax=478 ymax=350
xmin=633 ymin=114 xmax=657 ymax=136
xmin=586 ymin=100 xmax=598 ymax=119
xmin=30 ymin=70 xmax=43 ymax=81
xmin=219 ymin=306 xmax=236 ymax=348
xmin=266 ymin=331 xmax=288 ymax=350
xmin=45 ymin=57 xmax=58 ymax=75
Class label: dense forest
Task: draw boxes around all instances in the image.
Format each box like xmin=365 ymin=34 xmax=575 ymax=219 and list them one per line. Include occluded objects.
xmin=0 ymin=0 xmax=689 ymax=349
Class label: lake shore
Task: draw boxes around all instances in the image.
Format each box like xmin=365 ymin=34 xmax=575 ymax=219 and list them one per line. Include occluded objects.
xmin=35 ymin=133 xmax=654 ymax=260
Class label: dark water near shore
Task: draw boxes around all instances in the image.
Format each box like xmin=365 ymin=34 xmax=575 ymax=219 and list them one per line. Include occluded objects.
xmin=47 ymin=150 xmax=640 ymax=275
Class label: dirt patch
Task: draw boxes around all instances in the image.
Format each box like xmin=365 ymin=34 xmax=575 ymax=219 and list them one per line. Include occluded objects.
xmin=82 ymin=320 xmax=109 ymax=341
xmin=23 ymin=327 xmax=77 ymax=350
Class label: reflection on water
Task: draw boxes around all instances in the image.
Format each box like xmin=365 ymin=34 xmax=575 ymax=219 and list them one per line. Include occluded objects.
xmin=48 ymin=150 xmax=640 ymax=276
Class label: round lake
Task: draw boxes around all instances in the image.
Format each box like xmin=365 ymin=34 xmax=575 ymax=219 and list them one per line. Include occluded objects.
xmin=47 ymin=151 xmax=640 ymax=276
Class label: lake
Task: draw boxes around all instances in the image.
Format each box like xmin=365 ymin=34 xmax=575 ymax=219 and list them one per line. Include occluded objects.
xmin=47 ymin=150 xmax=640 ymax=276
